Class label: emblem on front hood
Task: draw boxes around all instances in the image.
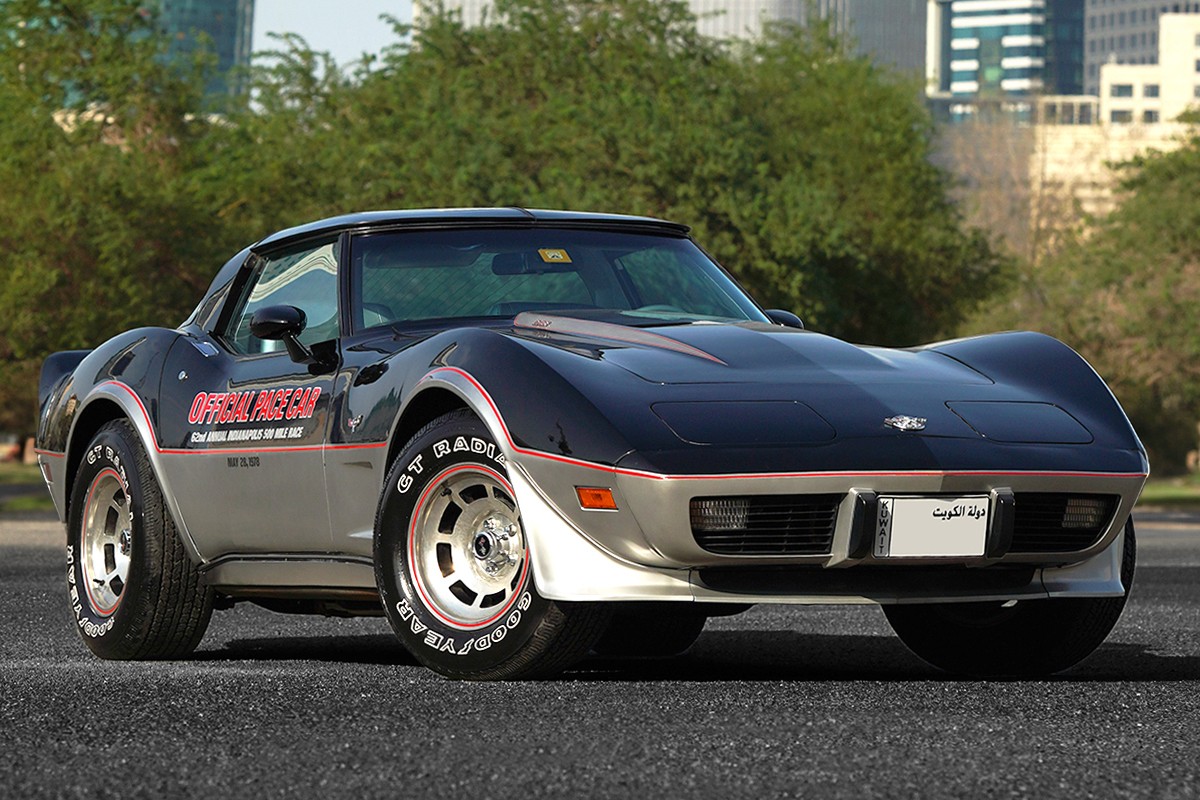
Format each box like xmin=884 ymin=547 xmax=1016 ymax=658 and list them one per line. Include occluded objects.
xmin=884 ymin=415 xmax=927 ymax=432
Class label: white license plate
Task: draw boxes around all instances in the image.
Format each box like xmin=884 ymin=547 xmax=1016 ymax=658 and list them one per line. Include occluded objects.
xmin=874 ymin=496 xmax=989 ymax=558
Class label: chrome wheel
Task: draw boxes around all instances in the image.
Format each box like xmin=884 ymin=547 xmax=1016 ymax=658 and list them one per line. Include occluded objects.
xmin=81 ymin=468 xmax=133 ymax=616
xmin=408 ymin=465 xmax=528 ymax=629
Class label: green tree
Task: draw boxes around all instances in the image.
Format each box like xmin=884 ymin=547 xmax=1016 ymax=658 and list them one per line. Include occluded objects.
xmin=0 ymin=0 xmax=219 ymax=431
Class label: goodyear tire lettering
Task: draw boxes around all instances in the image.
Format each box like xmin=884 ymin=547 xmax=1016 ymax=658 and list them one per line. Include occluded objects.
xmin=401 ymin=593 xmax=533 ymax=658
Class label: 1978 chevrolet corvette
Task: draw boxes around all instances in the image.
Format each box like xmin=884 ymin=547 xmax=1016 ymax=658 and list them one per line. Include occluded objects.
xmin=36 ymin=209 xmax=1147 ymax=680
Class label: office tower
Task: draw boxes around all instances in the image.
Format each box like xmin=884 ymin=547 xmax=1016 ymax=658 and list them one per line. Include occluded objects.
xmin=159 ymin=0 xmax=255 ymax=95
xmin=1084 ymin=0 xmax=1200 ymax=95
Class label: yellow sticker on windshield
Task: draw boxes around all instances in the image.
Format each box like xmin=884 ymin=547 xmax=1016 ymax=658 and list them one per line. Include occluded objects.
xmin=538 ymin=249 xmax=572 ymax=264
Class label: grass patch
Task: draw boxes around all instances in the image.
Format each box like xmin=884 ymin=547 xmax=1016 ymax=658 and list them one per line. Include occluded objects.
xmin=0 ymin=462 xmax=42 ymax=485
xmin=1138 ymin=475 xmax=1200 ymax=507
xmin=0 ymin=493 xmax=55 ymax=514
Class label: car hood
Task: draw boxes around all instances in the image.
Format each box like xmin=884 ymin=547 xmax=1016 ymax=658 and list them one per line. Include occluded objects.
xmin=508 ymin=313 xmax=992 ymax=387
xmin=501 ymin=314 xmax=1108 ymax=453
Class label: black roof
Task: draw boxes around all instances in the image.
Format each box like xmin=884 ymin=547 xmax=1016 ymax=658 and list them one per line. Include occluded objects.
xmin=255 ymin=208 xmax=690 ymax=249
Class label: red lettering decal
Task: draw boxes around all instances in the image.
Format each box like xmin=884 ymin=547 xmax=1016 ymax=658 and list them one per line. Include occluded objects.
xmin=204 ymin=394 xmax=224 ymax=425
xmin=235 ymin=392 xmax=252 ymax=422
xmin=275 ymin=389 xmax=292 ymax=421
xmin=188 ymin=393 xmax=207 ymax=425
xmin=287 ymin=388 xmax=308 ymax=420
xmin=218 ymin=393 xmax=237 ymax=424
xmin=250 ymin=390 xmax=271 ymax=422
xmin=303 ymin=387 xmax=321 ymax=418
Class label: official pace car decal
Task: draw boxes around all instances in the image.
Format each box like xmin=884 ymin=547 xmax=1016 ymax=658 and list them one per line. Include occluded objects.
xmin=185 ymin=387 xmax=321 ymax=445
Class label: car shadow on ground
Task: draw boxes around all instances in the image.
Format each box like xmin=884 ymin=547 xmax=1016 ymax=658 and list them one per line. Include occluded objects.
xmin=194 ymin=630 xmax=1200 ymax=682
xmin=195 ymin=634 xmax=417 ymax=666
xmin=573 ymin=631 xmax=1200 ymax=682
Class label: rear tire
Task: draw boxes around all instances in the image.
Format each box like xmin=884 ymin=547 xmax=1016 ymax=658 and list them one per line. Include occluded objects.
xmin=884 ymin=520 xmax=1136 ymax=677
xmin=375 ymin=410 xmax=610 ymax=680
xmin=67 ymin=420 xmax=213 ymax=659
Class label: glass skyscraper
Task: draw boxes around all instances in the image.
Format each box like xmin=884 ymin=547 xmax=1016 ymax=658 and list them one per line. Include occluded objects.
xmin=948 ymin=0 xmax=1048 ymax=98
xmin=421 ymin=0 xmax=929 ymax=74
xmin=158 ymin=0 xmax=255 ymax=95
xmin=928 ymin=0 xmax=1085 ymax=120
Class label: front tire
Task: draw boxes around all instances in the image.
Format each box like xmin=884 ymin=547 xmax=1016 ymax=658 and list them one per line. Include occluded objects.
xmin=375 ymin=410 xmax=609 ymax=680
xmin=883 ymin=520 xmax=1137 ymax=677
xmin=67 ymin=420 xmax=213 ymax=659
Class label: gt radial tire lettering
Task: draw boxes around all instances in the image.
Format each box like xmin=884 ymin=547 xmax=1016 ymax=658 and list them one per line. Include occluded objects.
xmin=376 ymin=410 xmax=571 ymax=678
xmin=428 ymin=437 xmax=505 ymax=467
xmin=85 ymin=444 xmax=126 ymax=486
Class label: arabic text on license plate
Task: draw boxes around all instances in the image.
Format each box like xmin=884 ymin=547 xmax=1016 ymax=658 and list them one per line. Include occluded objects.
xmin=874 ymin=496 xmax=989 ymax=558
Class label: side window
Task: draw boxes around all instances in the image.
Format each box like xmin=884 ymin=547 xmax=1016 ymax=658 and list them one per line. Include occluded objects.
xmin=222 ymin=240 xmax=339 ymax=355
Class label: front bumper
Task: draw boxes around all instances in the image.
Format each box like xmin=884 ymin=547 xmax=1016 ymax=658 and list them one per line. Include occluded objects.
xmin=508 ymin=452 xmax=1143 ymax=604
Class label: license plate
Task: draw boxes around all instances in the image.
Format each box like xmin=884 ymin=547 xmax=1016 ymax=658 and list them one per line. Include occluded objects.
xmin=874 ymin=496 xmax=989 ymax=558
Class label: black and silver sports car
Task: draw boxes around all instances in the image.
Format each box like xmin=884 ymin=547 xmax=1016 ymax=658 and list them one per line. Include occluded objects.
xmin=36 ymin=208 xmax=1147 ymax=680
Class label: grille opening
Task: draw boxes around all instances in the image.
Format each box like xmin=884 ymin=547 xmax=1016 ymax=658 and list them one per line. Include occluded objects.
xmin=690 ymin=494 xmax=842 ymax=556
xmin=1011 ymin=493 xmax=1118 ymax=553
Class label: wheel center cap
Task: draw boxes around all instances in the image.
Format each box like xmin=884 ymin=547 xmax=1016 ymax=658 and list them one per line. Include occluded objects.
xmin=473 ymin=532 xmax=495 ymax=559
xmin=471 ymin=517 xmax=521 ymax=577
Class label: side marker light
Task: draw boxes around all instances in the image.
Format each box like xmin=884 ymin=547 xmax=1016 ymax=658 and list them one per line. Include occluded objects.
xmin=576 ymin=486 xmax=618 ymax=511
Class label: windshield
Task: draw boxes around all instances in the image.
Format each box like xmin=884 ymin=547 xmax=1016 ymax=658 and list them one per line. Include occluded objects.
xmin=349 ymin=228 xmax=767 ymax=331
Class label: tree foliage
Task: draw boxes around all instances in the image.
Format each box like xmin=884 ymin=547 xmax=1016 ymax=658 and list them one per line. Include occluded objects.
xmin=0 ymin=0 xmax=222 ymax=430
xmin=0 ymin=0 xmax=1003 ymax=432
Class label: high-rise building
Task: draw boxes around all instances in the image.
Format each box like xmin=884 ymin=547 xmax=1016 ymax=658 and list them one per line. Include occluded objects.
xmin=1045 ymin=0 xmax=1085 ymax=94
xmin=692 ymin=0 xmax=928 ymax=72
xmin=416 ymin=0 xmax=929 ymax=74
xmin=841 ymin=0 xmax=928 ymax=73
xmin=158 ymin=0 xmax=255 ymax=95
xmin=688 ymin=1 xmax=855 ymax=44
xmin=1099 ymin=12 xmax=1200 ymax=123
xmin=927 ymin=0 xmax=1085 ymax=119
xmin=1084 ymin=0 xmax=1200 ymax=95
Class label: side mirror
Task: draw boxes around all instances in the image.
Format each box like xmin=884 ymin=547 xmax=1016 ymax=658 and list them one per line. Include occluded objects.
xmin=765 ymin=309 xmax=805 ymax=329
xmin=250 ymin=304 xmax=317 ymax=365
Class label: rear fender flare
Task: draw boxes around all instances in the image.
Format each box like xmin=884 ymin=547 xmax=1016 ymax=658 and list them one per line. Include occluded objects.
xmin=68 ymin=383 xmax=205 ymax=566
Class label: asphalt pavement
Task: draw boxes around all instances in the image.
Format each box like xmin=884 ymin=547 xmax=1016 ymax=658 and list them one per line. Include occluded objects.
xmin=2 ymin=512 xmax=1198 ymax=799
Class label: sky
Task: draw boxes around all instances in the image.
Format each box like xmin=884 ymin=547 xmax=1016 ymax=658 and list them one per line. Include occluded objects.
xmin=251 ymin=0 xmax=414 ymax=67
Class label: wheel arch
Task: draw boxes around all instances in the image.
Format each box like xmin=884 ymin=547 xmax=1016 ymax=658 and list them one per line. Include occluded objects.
xmin=385 ymin=386 xmax=470 ymax=475
xmin=64 ymin=386 xmax=205 ymax=565
xmin=64 ymin=397 xmax=127 ymax=521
